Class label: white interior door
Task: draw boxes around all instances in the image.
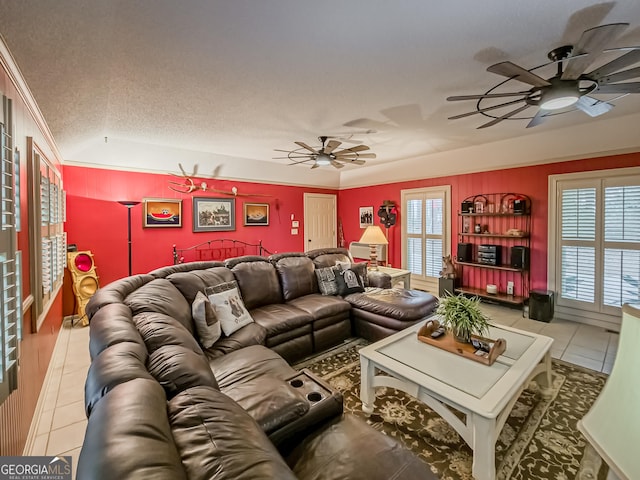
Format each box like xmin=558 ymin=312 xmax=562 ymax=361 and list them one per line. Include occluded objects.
xmin=304 ymin=193 xmax=337 ymax=251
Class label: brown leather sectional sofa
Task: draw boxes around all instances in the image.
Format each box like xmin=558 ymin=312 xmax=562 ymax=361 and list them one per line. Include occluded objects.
xmin=78 ymin=248 xmax=439 ymax=479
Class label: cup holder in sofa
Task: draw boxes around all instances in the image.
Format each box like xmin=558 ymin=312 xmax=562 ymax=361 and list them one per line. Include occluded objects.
xmin=306 ymin=391 xmax=323 ymax=403
xmin=270 ymin=369 xmax=343 ymax=450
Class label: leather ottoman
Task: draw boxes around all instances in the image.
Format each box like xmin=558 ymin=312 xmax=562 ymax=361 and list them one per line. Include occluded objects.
xmin=345 ymin=288 xmax=438 ymax=342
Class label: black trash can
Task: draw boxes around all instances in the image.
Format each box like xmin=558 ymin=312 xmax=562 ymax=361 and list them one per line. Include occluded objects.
xmin=529 ymin=290 xmax=554 ymax=322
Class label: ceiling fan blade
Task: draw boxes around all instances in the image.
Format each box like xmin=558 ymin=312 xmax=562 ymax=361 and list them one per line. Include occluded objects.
xmin=336 ymin=158 xmax=366 ymax=165
xmin=447 ymin=91 xmax=530 ymax=101
xmin=526 ymin=109 xmax=550 ymax=128
xmin=595 ymin=82 xmax=640 ymax=94
xmin=561 ymin=23 xmax=629 ymax=80
xmin=597 ymin=66 xmax=640 ymax=84
xmin=487 ymin=61 xmax=551 ymax=87
xmin=289 ymin=158 xmax=314 ymax=166
xmin=311 ymin=163 xmax=320 ymax=169
xmin=334 ymin=145 xmax=370 ymax=154
xmin=477 ymin=104 xmax=531 ymax=129
xmin=338 ymin=153 xmax=377 ymax=159
xmin=294 ymin=141 xmax=318 ymax=153
xmin=587 ymin=49 xmax=640 ymax=80
xmin=344 ymin=118 xmax=396 ymax=130
xmin=448 ymin=98 xmax=526 ymax=119
xmin=575 ymin=96 xmax=614 ymax=117
xmin=324 ymin=139 xmax=341 ymax=154
xmin=330 ymin=160 xmax=344 ymax=169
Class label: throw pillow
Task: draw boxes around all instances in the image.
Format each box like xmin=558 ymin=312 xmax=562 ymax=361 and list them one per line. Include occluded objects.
xmin=335 ymin=268 xmax=365 ymax=296
xmin=335 ymin=261 xmax=369 ymax=287
xmin=204 ymin=281 xmax=254 ymax=336
xmin=315 ymin=266 xmax=340 ymax=296
xmin=191 ymin=291 xmax=221 ymax=348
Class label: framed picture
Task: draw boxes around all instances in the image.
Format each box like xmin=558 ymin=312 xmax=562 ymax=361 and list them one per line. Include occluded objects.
xmin=244 ymin=202 xmax=269 ymax=226
xmin=143 ymin=198 xmax=182 ymax=227
xmin=193 ymin=197 xmax=235 ymax=232
xmin=359 ymin=206 xmax=374 ymax=228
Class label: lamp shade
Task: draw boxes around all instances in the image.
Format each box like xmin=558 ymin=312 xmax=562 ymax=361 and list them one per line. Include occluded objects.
xmin=359 ymin=225 xmax=389 ymax=245
xmin=578 ymin=303 xmax=640 ymax=479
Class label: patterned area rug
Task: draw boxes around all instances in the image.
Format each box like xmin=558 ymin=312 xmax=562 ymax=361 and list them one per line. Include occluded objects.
xmin=293 ymin=339 xmax=609 ymax=480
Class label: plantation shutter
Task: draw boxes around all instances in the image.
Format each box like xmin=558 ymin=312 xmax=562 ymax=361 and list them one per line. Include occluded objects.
xmin=402 ymin=187 xmax=449 ymax=291
xmin=603 ymin=184 xmax=640 ymax=308
xmin=557 ymin=176 xmax=640 ymax=316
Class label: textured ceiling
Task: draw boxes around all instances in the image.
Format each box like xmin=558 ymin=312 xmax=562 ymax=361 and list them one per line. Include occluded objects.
xmin=1 ymin=0 xmax=639 ymax=188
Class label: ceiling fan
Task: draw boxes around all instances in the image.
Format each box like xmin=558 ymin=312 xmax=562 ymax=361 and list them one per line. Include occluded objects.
xmin=447 ymin=23 xmax=640 ymax=128
xmin=274 ymin=136 xmax=376 ymax=169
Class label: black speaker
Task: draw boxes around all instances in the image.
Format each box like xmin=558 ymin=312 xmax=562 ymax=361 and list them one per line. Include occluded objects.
xmin=457 ymin=242 xmax=473 ymax=262
xmin=513 ymin=198 xmax=527 ymax=214
xmin=461 ymin=201 xmax=474 ymax=213
xmin=510 ymin=246 xmax=530 ymax=270
xmin=529 ymin=290 xmax=554 ymax=322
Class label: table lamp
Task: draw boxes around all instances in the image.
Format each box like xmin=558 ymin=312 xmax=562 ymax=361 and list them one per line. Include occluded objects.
xmin=358 ymin=225 xmax=388 ymax=270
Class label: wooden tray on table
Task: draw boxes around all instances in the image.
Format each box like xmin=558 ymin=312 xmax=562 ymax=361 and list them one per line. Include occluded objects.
xmin=417 ymin=319 xmax=506 ymax=366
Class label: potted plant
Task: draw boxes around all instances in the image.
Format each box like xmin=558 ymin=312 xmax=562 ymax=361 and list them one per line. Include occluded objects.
xmin=436 ymin=293 xmax=490 ymax=343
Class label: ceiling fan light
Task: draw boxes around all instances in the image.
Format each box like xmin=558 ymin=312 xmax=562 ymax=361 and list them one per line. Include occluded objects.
xmin=540 ymin=95 xmax=579 ymax=110
xmin=315 ymin=154 xmax=331 ymax=166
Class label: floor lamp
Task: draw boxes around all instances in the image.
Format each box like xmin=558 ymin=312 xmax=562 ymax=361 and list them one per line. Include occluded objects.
xmin=118 ymin=201 xmax=140 ymax=276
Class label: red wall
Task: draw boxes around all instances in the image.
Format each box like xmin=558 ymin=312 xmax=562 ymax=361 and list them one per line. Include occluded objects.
xmin=338 ymin=152 xmax=640 ymax=291
xmin=63 ymin=166 xmax=336 ymax=285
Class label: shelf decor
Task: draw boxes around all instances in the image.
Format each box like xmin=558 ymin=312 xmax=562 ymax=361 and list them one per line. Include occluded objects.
xmin=456 ymin=193 xmax=531 ymax=306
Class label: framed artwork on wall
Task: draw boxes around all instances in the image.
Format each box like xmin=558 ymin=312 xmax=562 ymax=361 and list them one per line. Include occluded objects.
xmin=359 ymin=206 xmax=373 ymax=228
xmin=244 ymin=202 xmax=269 ymax=226
xmin=143 ymin=198 xmax=182 ymax=227
xmin=193 ymin=197 xmax=235 ymax=232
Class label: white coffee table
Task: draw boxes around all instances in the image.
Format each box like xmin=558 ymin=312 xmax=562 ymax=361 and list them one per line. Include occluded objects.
xmin=373 ymin=266 xmax=411 ymax=289
xmin=359 ymin=320 xmax=553 ymax=480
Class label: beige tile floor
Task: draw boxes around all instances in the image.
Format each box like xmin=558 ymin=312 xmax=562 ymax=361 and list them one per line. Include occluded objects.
xmin=23 ymin=305 xmax=619 ymax=477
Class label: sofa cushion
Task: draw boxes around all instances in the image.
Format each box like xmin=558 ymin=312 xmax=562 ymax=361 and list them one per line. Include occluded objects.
xmin=250 ymin=303 xmax=313 ymax=339
xmin=192 ymin=291 xmax=221 ymax=348
xmin=270 ymin=254 xmax=318 ymax=301
xmin=307 ymin=248 xmax=352 ymax=268
xmin=315 ymin=266 xmax=339 ymax=296
xmin=167 ymin=267 xmax=235 ymax=304
xmin=148 ymin=345 xmax=219 ymax=399
xmin=78 ymin=378 xmax=187 ymax=480
xmin=134 ymin=312 xmax=204 ymax=355
xmin=86 ymin=274 xmax=155 ymax=320
xmin=204 ymin=323 xmax=267 ymax=360
xmin=168 ymin=386 xmax=298 ymax=480
xmin=205 ymin=281 xmax=255 ymax=336
xmin=84 ymin=341 xmax=153 ymax=416
xmin=227 ymin=257 xmax=283 ymax=309
xmin=287 ymin=294 xmax=351 ymax=321
xmin=125 ymin=278 xmax=194 ymax=335
xmin=209 ymin=345 xmax=296 ymax=390
xmin=335 ymin=267 xmax=365 ymax=295
xmin=88 ymin=303 xmax=144 ymax=360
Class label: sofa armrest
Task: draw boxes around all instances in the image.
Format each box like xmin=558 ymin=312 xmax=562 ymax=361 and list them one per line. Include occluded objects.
xmin=367 ymin=270 xmax=392 ymax=289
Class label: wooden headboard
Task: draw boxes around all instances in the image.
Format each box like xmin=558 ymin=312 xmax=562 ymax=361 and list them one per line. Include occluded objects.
xmin=172 ymin=239 xmax=273 ymax=264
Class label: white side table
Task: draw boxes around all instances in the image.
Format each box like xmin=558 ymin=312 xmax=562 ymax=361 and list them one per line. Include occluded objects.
xmin=372 ymin=266 xmax=411 ymax=289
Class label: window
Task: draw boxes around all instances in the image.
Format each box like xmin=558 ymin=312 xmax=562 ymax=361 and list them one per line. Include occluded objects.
xmin=401 ymin=186 xmax=451 ymax=291
xmin=551 ymin=169 xmax=640 ymax=327
xmin=27 ymin=138 xmax=65 ymax=331
xmin=1 ymin=94 xmax=19 ymax=404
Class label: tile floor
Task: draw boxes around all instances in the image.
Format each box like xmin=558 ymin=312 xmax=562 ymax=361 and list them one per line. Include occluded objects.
xmin=23 ymin=305 xmax=619 ymax=477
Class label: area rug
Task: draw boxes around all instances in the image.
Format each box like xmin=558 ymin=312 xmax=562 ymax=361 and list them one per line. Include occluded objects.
xmin=293 ymin=339 xmax=609 ymax=480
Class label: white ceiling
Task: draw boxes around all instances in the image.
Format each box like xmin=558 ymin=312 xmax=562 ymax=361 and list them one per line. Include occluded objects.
xmin=1 ymin=0 xmax=639 ymax=189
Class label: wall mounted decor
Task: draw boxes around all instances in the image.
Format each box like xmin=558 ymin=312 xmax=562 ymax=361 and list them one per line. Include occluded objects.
xmin=143 ymin=198 xmax=181 ymax=227
xmin=244 ymin=202 xmax=269 ymax=226
xmin=193 ymin=197 xmax=235 ymax=232
xmin=359 ymin=206 xmax=373 ymax=228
